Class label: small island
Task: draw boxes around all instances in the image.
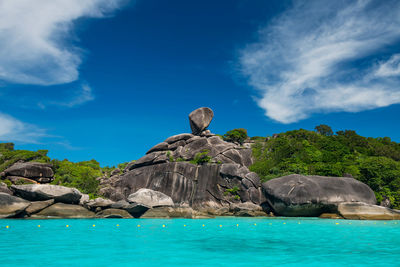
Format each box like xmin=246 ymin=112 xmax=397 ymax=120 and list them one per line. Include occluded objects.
xmin=1 ymin=107 xmax=399 ymax=220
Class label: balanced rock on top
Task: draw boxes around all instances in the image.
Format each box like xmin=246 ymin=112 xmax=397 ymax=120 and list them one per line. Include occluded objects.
xmin=189 ymin=107 xmax=214 ymax=135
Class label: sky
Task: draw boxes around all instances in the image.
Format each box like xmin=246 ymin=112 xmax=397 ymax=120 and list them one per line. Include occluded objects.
xmin=1 ymin=0 xmax=400 ymax=166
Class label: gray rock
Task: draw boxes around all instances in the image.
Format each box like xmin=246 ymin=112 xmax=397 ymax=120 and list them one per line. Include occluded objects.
xmin=129 ymin=152 xmax=168 ymax=170
xmin=146 ymin=142 xmax=169 ymax=154
xmin=110 ymin=200 xmax=150 ymax=217
xmin=4 ymin=162 xmax=53 ymax=179
xmin=11 ymin=184 xmax=82 ymax=204
xmin=164 ymin=133 xmax=194 ymax=144
xmin=337 ymin=202 xmax=400 ymax=220
xmin=0 ymin=182 xmax=12 ymax=195
xmin=0 ymin=193 xmax=30 ymax=218
xmin=229 ymin=202 xmax=267 ymax=217
xmin=31 ymin=203 xmax=95 ymax=218
xmin=79 ymin=194 xmax=90 ymax=206
xmin=128 ymin=188 xmax=174 ymax=208
xmin=262 ymin=174 xmax=376 ymax=216
xmin=110 ymin=168 xmax=120 ymax=176
xmin=25 ymin=199 xmax=54 ymax=215
xmin=85 ymin=197 xmax=115 ymax=211
xmin=189 ymin=107 xmax=214 ymax=135
xmin=141 ymin=206 xmax=211 ymax=219
xmin=96 ymin=208 xmax=133 ymax=218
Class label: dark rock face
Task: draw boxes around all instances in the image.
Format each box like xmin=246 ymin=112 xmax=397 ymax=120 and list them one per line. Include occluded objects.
xmin=31 ymin=203 xmax=95 ymax=218
xmin=4 ymin=162 xmax=53 ymax=183
xmin=11 ymin=184 xmax=82 ymax=204
xmin=100 ymin=161 xmax=264 ymax=211
xmin=0 ymin=193 xmax=30 ymax=218
xmin=262 ymin=174 xmax=376 ymax=216
xmin=189 ymin=107 xmax=214 ymax=135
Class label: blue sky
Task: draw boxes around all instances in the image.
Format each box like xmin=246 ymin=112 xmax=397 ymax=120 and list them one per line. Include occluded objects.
xmin=1 ymin=0 xmax=400 ymax=166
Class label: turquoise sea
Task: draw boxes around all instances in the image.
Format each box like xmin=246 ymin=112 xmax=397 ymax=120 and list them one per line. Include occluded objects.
xmin=1 ymin=217 xmax=399 ymax=266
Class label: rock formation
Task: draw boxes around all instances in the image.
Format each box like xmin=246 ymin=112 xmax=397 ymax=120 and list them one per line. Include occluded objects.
xmin=0 ymin=107 xmax=397 ymax=220
xmin=99 ymin=107 xmax=265 ymax=216
xmin=1 ymin=162 xmax=54 ymax=184
xmin=262 ymin=174 xmax=376 ymax=216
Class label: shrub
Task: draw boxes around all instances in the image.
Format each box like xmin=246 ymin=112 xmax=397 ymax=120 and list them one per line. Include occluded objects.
xmin=51 ymin=159 xmax=102 ymax=195
xmin=190 ymin=150 xmax=211 ymax=165
xmin=223 ymin=128 xmax=248 ymax=144
xmin=2 ymin=179 xmax=12 ymax=187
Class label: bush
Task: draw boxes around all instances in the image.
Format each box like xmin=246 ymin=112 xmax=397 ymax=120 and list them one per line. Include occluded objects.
xmin=2 ymin=179 xmax=12 ymax=187
xmin=190 ymin=150 xmax=211 ymax=165
xmin=0 ymin=143 xmax=14 ymax=151
xmin=51 ymin=159 xmax=102 ymax=195
xmin=223 ymin=128 xmax=248 ymax=144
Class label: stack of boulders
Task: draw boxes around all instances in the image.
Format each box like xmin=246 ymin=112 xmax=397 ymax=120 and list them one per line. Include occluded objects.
xmin=98 ymin=107 xmax=267 ymax=217
xmin=1 ymin=107 xmax=400 ymax=220
xmin=0 ymin=162 xmax=54 ymax=184
xmin=0 ymin=184 xmax=183 ymax=219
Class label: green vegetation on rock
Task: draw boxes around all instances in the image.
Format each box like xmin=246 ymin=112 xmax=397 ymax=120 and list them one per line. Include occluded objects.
xmin=51 ymin=159 xmax=102 ymax=196
xmin=190 ymin=150 xmax=212 ymax=165
xmin=250 ymin=127 xmax=400 ymax=208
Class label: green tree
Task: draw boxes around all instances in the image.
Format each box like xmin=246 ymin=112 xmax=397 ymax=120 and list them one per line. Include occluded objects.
xmin=315 ymin=124 xmax=333 ymax=136
xmin=223 ymin=128 xmax=248 ymax=144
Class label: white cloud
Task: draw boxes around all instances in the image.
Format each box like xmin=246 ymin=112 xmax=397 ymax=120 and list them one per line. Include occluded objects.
xmin=0 ymin=113 xmax=48 ymax=143
xmin=0 ymin=0 xmax=126 ymax=85
xmin=239 ymin=0 xmax=400 ymax=123
xmin=45 ymin=83 xmax=95 ymax=108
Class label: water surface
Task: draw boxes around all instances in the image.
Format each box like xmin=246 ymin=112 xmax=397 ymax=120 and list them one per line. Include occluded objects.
xmin=1 ymin=217 xmax=399 ymax=266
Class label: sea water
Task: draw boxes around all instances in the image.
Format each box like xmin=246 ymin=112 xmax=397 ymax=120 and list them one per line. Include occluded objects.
xmin=1 ymin=217 xmax=399 ymax=266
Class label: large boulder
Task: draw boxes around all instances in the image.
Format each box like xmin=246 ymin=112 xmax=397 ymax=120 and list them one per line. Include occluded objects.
xmin=4 ymin=162 xmax=53 ymax=180
xmin=11 ymin=184 xmax=82 ymax=204
xmin=31 ymin=203 xmax=95 ymax=218
xmin=262 ymin=174 xmax=376 ymax=216
xmin=189 ymin=107 xmax=214 ymax=135
xmin=337 ymin=202 xmax=400 ymax=220
xmin=0 ymin=193 xmax=30 ymax=218
xmin=127 ymin=188 xmax=174 ymax=208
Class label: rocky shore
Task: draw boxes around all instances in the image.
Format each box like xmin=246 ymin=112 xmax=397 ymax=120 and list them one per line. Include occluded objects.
xmin=1 ymin=107 xmax=400 ymax=220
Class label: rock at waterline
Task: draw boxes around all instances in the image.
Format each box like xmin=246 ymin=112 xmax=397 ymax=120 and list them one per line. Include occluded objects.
xmin=262 ymin=174 xmax=376 ymax=217
xmin=189 ymin=107 xmax=214 ymax=135
xmin=0 ymin=193 xmax=30 ymax=218
xmin=25 ymin=199 xmax=54 ymax=215
xmin=31 ymin=203 xmax=95 ymax=218
xmin=96 ymin=208 xmax=133 ymax=218
xmin=337 ymin=202 xmax=400 ymax=220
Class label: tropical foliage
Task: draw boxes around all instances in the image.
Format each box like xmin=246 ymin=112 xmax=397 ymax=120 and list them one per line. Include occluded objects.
xmin=250 ymin=127 xmax=400 ymax=208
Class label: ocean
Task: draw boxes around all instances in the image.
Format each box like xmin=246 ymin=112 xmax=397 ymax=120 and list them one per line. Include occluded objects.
xmin=1 ymin=217 xmax=399 ymax=266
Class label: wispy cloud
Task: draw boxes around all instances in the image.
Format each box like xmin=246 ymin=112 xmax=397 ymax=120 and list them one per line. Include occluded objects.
xmin=38 ymin=83 xmax=95 ymax=109
xmin=0 ymin=0 xmax=126 ymax=86
xmin=0 ymin=113 xmax=48 ymax=143
xmin=239 ymin=0 xmax=400 ymax=123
